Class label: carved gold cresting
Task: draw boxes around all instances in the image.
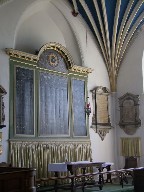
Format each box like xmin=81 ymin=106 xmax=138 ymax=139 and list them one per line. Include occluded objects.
xmin=5 ymin=48 xmax=38 ymax=63
xmin=70 ymin=65 xmax=93 ymax=74
xmin=38 ymin=42 xmax=74 ymax=69
xmin=6 ymin=43 xmax=92 ymax=75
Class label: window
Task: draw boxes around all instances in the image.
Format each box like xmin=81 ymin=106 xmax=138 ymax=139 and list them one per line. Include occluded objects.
xmin=9 ymin=45 xmax=91 ymax=139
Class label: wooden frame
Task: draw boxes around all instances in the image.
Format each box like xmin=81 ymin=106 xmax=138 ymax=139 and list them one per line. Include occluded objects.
xmin=119 ymin=93 xmax=141 ymax=135
xmin=91 ymin=86 xmax=112 ymax=141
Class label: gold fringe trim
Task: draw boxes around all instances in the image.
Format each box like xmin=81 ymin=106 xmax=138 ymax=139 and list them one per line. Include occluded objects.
xmin=9 ymin=140 xmax=92 ymax=178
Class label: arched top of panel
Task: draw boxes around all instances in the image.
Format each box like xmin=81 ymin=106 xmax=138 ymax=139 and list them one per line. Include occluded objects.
xmin=6 ymin=42 xmax=93 ymax=75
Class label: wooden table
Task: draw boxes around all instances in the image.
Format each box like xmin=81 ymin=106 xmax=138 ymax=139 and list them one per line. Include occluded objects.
xmin=48 ymin=161 xmax=105 ymax=191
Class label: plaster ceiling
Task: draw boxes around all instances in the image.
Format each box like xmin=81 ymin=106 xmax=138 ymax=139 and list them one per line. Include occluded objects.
xmin=69 ymin=0 xmax=144 ymax=91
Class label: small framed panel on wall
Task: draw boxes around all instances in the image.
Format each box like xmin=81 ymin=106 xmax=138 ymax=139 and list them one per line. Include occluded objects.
xmin=119 ymin=93 xmax=141 ymax=135
xmin=91 ymin=86 xmax=112 ymax=140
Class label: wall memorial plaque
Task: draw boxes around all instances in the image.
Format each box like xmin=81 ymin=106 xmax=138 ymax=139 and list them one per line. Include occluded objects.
xmin=119 ymin=93 xmax=141 ymax=135
xmin=91 ymin=86 xmax=112 ymax=141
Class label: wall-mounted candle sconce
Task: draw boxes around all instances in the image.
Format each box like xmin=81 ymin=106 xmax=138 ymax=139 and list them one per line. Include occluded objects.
xmin=85 ymin=97 xmax=91 ymax=117
xmin=90 ymin=86 xmax=112 ymax=141
xmin=0 ymin=85 xmax=7 ymax=129
xmin=0 ymin=132 xmax=2 ymax=142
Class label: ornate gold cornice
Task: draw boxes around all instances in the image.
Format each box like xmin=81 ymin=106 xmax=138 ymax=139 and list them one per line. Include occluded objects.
xmin=5 ymin=48 xmax=38 ymax=62
xmin=70 ymin=65 xmax=93 ymax=74
xmin=6 ymin=43 xmax=93 ymax=75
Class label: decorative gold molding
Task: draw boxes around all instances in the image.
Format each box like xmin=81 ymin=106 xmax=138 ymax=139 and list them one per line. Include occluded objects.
xmin=10 ymin=58 xmax=37 ymax=67
xmin=6 ymin=43 xmax=93 ymax=75
xmin=70 ymin=65 xmax=93 ymax=74
xmin=5 ymin=48 xmax=38 ymax=63
xmin=38 ymin=42 xmax=74 ymax=69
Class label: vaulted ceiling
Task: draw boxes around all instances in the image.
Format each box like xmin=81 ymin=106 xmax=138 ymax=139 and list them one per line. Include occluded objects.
xmin=69 ymin=0 xmax=144 ymax=91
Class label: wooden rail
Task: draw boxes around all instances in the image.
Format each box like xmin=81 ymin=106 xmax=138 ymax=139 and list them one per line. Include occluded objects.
xmin=36 ymin=167 xmax=144 ymax=191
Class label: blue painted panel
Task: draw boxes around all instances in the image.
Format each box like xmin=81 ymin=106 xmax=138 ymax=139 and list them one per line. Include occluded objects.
xmin=129 ymin=3 xmax=144 ymax=32
xmin=105 ymin=0 xmax=117 ymax=46
xmin=117 ymin=0 xmax=129 ymax=36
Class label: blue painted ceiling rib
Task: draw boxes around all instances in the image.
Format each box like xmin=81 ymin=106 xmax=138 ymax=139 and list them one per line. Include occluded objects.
xmin=69 ymin=0 xmax=144 ymax=91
